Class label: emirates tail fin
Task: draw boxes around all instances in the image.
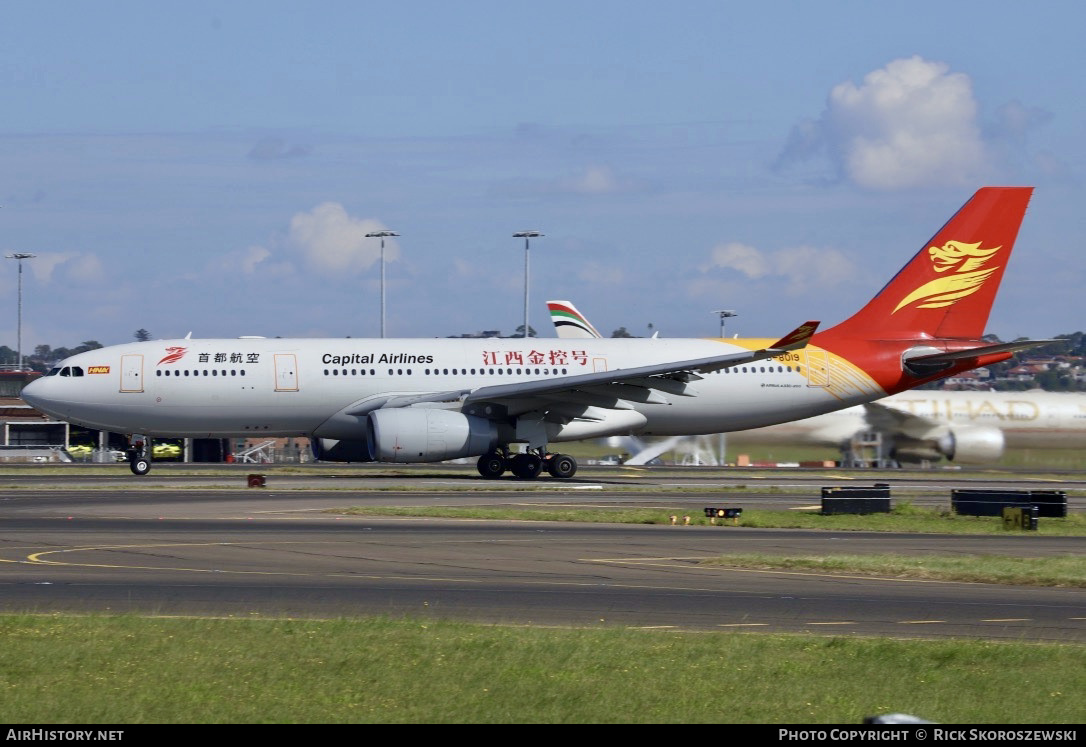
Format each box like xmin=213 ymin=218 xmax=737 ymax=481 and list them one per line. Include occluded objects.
xmin=547 ymin=300 xmax=603 ymax=339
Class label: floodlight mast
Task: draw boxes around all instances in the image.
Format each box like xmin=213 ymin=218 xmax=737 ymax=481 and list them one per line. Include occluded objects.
xmin=714 ymin=309 xmax=737 ymax=337
xmin=513 ymin=231 xmax=543 ymax=338
xmin=365 ymin=231 xmax=399 ymax=338
xmin=5 ymin=252 xmax=35 ymax=370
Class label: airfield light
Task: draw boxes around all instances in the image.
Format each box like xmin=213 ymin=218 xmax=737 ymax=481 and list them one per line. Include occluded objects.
xmin=365 ymin=231 xmax=400 ymax=338
xmin=5 ymin=252 xmax=35 ymax=370
xmin=513 ymin=231 xmax=543 ymax=338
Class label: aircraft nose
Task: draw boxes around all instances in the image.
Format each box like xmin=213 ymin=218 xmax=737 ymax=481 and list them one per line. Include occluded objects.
xmin=19 ymin=377 xmax=64 ymax=419
xmin=20 ymin=377 xmax=43 ymax=407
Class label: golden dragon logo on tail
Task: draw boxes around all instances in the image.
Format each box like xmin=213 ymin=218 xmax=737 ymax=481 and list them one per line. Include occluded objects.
xmin=893 ymin=240 xmax=1001 ymax=313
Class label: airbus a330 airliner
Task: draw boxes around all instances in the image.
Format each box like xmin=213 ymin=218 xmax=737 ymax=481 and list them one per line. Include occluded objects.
xmin=22 ymin=187 xmax=1048 ymax=479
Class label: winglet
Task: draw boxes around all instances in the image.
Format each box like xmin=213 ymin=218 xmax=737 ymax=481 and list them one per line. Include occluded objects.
xmin=769 ymin=321 xmax=819 ymax=351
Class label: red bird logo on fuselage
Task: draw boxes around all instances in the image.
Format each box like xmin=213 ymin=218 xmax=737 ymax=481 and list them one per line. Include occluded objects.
xmin=157 ymin=347 xmax=188 ymax=365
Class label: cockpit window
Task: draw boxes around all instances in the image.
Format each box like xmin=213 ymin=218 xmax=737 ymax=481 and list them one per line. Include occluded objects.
xmin=60 ymin=367 xmax=70 ymax=377
xmin=71 ymin=366 xmax=84 ymax=377
xmin=47 ymin=367 xmax=61 ymax=376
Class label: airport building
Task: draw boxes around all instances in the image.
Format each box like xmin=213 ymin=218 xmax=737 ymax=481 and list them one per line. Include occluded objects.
xmin=0 ymin=369 xmax=70 ymax=462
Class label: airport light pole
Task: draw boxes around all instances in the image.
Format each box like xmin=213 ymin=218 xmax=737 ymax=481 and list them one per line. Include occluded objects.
xmin=514 ymin=231 xmax=543 ymax=337
xmin=5 ymin=252 xmax=35 ymax=370
xmin=712 ymin=309 xmax=736 ymax=466
xmin=714 ymin=309 xmax=737 ymax=338
xmin=365 ymin=231 xmax=399 ymax=338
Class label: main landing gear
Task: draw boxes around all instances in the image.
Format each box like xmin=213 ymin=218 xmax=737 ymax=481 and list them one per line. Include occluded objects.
xmin=476 ymin=448 xmax=578 ymax=480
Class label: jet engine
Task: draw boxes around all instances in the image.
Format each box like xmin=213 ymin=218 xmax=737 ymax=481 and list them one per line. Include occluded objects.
xmin=891 ymin=424 xmax=1005 ymax=465
xmin=367 ymin=408 xmax=499 ymax=463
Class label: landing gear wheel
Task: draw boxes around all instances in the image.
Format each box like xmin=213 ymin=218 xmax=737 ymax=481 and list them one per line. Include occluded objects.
xmin=510 ymin=453 xmax=543 ymax=480
xmin=476 ymin=452 xmax=506 ymax=479
xmin=546 ymin=453 xmax=577 ymax=479
xmin=130 ymin=458 xmax=151 ymax=476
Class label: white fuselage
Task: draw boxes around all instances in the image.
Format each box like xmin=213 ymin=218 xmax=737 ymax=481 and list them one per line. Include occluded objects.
xmin=728 ymin=390 xmax=1086 ymax=449
xmin=22 ymin=336 xmax=883 ymax=440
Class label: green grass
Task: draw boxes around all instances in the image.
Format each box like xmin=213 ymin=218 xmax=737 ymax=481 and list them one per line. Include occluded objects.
xmin=339 ymin=502 xmax=1086 ymax=536
xmin=1 ymin=615 xmax=1083 ymax=724
xmin=700 ymin=553 xmax=1086 ymax=587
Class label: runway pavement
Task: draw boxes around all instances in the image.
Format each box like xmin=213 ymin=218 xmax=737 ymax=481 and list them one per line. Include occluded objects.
xmin=0 ymin=464 xmax=1083 ymax=642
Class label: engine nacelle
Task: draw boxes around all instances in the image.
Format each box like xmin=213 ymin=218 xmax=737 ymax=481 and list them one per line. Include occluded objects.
xmin=939 ymin=425 xmax=1005 ymax=463
xmin=891 ymin=425 xmax=1004 ymax=465
xmin=311 ymin=438 xmax=373 ymax=463
xmin=367 ymin=408 xmax=499 ymax=463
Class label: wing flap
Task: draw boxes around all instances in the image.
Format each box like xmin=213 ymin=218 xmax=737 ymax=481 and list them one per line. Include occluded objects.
xmin=862 ymin=401 xmax=942 ymax=440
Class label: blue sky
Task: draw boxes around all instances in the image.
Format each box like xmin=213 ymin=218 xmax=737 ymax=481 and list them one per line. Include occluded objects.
xmin=2 ymin=0 xmax=1083 ymax=353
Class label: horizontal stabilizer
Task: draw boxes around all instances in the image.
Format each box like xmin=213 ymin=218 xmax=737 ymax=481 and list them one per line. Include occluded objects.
xmin=907 ymin=339 xmax=1058 ymax=365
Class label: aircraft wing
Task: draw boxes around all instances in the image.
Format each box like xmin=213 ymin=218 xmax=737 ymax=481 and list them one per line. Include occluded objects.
xmin=861 ymin=401 xmax=929 ymax=434
xmin=381 ymin=321 xmax=819 ymax=413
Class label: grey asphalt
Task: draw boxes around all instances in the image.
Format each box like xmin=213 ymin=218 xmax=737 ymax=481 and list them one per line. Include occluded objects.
xmin=0 ymin=465 xmax=1083 ymax=642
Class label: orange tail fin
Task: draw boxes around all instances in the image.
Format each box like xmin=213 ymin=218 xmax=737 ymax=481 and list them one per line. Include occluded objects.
xmin=823 ymin=187 xmax=1033 ymax=341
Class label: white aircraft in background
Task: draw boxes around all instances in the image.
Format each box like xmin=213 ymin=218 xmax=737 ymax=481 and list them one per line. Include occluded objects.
xmin=23 ymin=187 xmax=1049 ymax=479
xmin=725 ymin=390 xmax=1086 ymax=465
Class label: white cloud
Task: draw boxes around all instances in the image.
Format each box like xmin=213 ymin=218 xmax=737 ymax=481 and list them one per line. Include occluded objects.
xmin=772 ymin=246 xmax=855 ymax=294
xmin=699 ymin=243 xmax=856 ymax=295
xmin=287 ymin=202 xmax=393 ymax=276
xmin=778 ymin=56 xmax=988 ymax=189
xmin=703 ymin=242 xmax=771 ymax=279
xmin=576 ymin=260 xmax=625 ymax=286
xmin=498 ymin=164 xmax=641 ymax=198
xmin=570 ymin=166 xmax=619 ymax=194
xmin=27 ymin=252 xmax=105 ymax=286
xmin=209 ymin=245 xmax=296 ymax=278
xmin=237 ymin=245 xmax=271 ymax=274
